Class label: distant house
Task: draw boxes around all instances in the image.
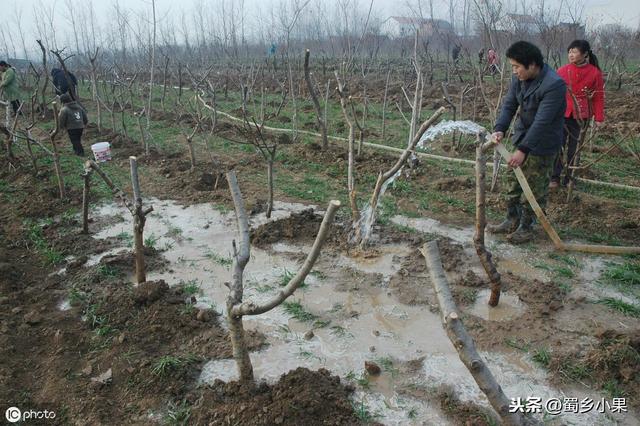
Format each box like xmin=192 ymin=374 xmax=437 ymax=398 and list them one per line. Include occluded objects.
xmin=422 ymin=19 xmax=455 ymax=37
xmin=553 ymin=22 xmax=586 ymax=40
xmin=386 ymin=16 xmax=455 ymax=38
xmin=499 ymin=13 xmax=539 ymax=34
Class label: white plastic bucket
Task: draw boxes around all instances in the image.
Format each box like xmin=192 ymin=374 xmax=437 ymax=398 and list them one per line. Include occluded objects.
xmin=91 ymin=142 xmax=111 ymax=162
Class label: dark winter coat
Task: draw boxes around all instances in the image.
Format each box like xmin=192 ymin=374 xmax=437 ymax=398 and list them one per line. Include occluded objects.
xmin=494 ymin=64 xmax=566 ymax=156
xmin=58 ymin=102 xmax=88 ymax=130
xmin=51 ymin=68 xmax=78 ymax=96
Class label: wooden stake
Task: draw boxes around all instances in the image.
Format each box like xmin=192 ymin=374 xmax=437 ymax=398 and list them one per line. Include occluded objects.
xmin=494 ymin=143 xmax=640 ymax=255
xmin=81 ymin=168 xmax=92 ymax=234
xmin=494 ymin=143 xmax=563 ymax=247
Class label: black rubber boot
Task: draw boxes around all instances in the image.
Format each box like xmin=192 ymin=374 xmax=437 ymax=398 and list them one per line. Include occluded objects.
xmin=487 ymin=204 xmax=520 ymax=234
xmin=507 ymin=210 xmax=534 ymax=244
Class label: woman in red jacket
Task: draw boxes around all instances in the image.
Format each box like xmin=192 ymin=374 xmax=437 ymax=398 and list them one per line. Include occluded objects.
xmin=551 ymin=40 xmax=605 ymax=187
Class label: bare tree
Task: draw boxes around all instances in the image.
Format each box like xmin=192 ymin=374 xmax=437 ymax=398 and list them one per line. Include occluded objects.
xmin=225 ymin=170 xmax=340 ymax=383
xmin=304 ymin=49 xmax=328 ymax=149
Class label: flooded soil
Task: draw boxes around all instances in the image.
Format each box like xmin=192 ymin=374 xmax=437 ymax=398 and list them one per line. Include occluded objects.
xmin=67 ymin=198 xmax=639 ymax=424
xmin=2 ymin=112 xmax=639 ymax=424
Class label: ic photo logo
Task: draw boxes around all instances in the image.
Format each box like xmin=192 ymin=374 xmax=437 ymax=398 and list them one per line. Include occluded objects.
xmin=5 ymin=406 xmax=57 ymax=423
xmin=5 ymin=406 xmax=21 ymax=423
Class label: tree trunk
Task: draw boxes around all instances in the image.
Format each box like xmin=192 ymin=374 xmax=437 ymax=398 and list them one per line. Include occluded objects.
xmin=25 ymin=130 xmax=38 ymax=174
xmin=120 ymin=108 xmax=128 ymax=138
xmin=381 ymin=69 xmax=391 ymax=140
xmin=226 ymin=171 xmax=254 ymax=383
xmin=226 ymin=170 xmax=341 ymax=384
xmin=82 ymin=170 xmax=92 ymax=234
xmin=474 ymin=134 xmax=501 ymax=306
xmin=136 ymin=113 xmax=148 ymax=155
xmin=50 ymin=103 xmax=65 ymax=198
xmin=303 ymin=50 xmax=328 ymax=149
xmin=266 ymin=159 xmax=274 ymax=219
xmin=36 ymin=40 xmax=49 ymax=119
xmin=421 ymin=240 xmax=529 ymax=426
xmin=187 ymin=137 xmax=196 ymax=170
xmin=360 ymin=107 xmax=446 ymax=245
xmin=130 ymin=157 xmax=148 ymax=284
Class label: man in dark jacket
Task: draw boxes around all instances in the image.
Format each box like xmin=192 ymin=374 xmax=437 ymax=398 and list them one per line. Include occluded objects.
xmin=51 ymin=68 xmax=78 ymax=97
xmin=489 ymin=41 xmax=566 ymax=243
xmin=58 ymin=94 xmax=88 ymax=156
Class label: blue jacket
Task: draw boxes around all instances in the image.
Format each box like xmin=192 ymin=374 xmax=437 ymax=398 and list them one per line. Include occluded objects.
xmin=51 ymin=68 xmax=78 ymax=96
xmin=494 ymin=64 xmax=566 ymax=156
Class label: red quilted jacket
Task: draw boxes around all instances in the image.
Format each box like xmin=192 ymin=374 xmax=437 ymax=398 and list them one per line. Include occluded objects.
xmin=557 ymin=62 xmax=605 ymax=122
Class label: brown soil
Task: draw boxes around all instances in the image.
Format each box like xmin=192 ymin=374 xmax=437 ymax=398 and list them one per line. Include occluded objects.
xmin=251 ymin=208 xmax=324 ymax=246
xmin=434 ymin=385 xmax=497 ymax=426
xmin=0 ymin=159 xmax=363 ymax=424
xmin=3 ymin=78 xmax=640 ymax=423
xmin=190 ymin=368 xmax=363 ymax=425
xmin=388 ymin=248 xmax=435 ymax=306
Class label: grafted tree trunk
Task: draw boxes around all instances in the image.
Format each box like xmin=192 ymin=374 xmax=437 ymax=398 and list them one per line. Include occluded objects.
xmin=361 ymin=106 xmax=446 ymax=245
xmin=49 ymin=102 xmax=65 ymax=199
xmin=334 ymin=72 xmax=360 ymax=227
xmin=381 ymin=69 xmax=391 ymax=140
xmin=225 ymin=171 xmax=340 ymax=384
xmin=36 ymin=40 xmax=49 ymax=118
xmin=303 ymin=50 xmax=328 ymax=149
xmin=130 ymin=156 xmax=153 ymax=284
xmin=474 ymin=133 xmax=501 ymax=306
xmin=226 ymin=170 xmax=254 ymax=383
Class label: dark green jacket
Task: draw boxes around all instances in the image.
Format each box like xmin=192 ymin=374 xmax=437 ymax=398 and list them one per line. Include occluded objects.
xmin=58 ymin=102 xmax=88 ymax=130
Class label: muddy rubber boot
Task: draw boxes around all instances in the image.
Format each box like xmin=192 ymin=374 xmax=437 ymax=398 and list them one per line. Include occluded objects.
xmin=487 ymin=205 xmax=520 ymax=234
xmin=506 ymin=211 xmax=534 ymax=244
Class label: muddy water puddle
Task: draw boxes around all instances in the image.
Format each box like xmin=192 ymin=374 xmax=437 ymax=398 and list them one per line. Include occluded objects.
xmin=469 ymin=289 xmax=525 ymax=321
xmin=85 ymin=200 xmax=633 ymax=425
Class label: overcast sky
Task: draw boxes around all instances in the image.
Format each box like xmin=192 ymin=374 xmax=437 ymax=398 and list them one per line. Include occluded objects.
xmin=5 ymin=0 xmax=640 ymax=56
xmin=31 ymin=0 xmax=638 ymax=28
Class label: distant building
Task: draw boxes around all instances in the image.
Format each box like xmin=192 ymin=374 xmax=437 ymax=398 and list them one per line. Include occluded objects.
xmin=386 ymin=16 xmax=455 ymax=38
xmin=499 ymin=13 xmax=539 ymax=35
xmin=553 ymin=22 xmax=586 ymax=40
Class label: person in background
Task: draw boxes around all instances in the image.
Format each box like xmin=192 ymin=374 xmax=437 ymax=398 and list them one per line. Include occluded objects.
xmin=51 ymin=67 xmax=78 ymax=98
xmin=488 ymin=41 xmax=566 ymax=244
xmin=57 ymin=93 xmax=88 ymax=156
xmin=0 ymin=60 xmax=22 ymax=114
xmin=550 ymin=39 xmax=605 ymax=188
xmin=452 ymin=44 xmax=462 ymax=64
xmin=478 ymin=47 xmax=485 ymax=65
xmin=487 ymin=48 xmax=499 ymax=75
